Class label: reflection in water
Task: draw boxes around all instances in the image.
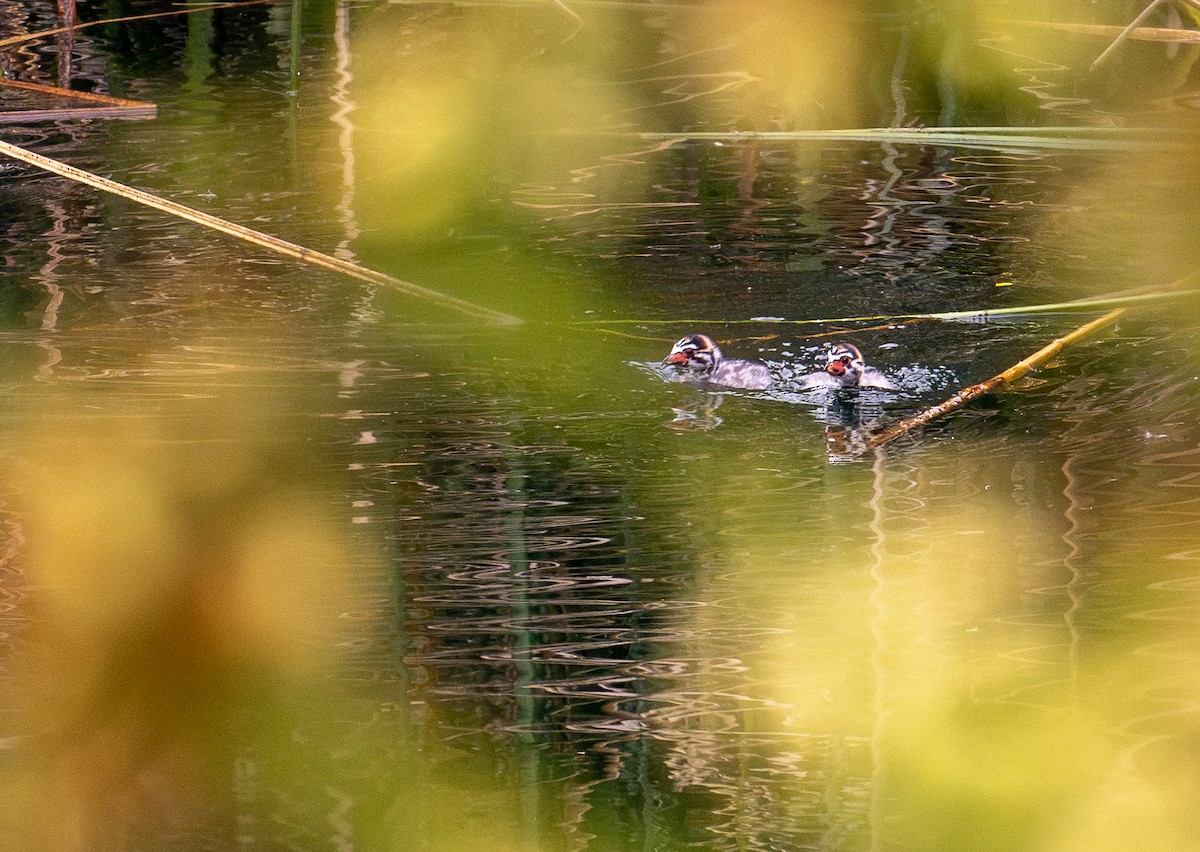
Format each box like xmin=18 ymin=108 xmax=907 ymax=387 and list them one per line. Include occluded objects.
xmin=4 ymin=332 xmax=1198 ymax=849
xmin=330 ymin=0 xmax=361 ymax=264
xmin=819 ymin=394 xmax=889 ymax=463
xmin=665 ymin=388 xmax=725 ymax=431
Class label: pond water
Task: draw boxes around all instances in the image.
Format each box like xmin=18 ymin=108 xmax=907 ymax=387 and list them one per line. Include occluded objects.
xmin=2 ymin=2 xmax=1200 ymax=850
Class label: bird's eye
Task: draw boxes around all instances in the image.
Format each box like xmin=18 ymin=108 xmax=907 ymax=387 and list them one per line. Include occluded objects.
xmin=840 ymin=356 xmax=852 ymax=365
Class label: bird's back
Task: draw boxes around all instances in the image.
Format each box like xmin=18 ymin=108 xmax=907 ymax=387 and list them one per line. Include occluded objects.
xmin=711 ymin=359 xmax=772 ymax=390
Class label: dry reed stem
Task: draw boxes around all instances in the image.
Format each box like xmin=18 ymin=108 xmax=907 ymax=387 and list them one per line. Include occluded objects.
xmin=0 ymin=78 xmax=155 ymax=122
xmin=1091 ymin=0 xmax=1170 ymax=70
xmin=1087 ymin=0 xmax=1200 ymax=70
xmin=861 ymin=309 xmax=1127 ymax=453
xmin=0 ymin=139 xmax=521 ymax=325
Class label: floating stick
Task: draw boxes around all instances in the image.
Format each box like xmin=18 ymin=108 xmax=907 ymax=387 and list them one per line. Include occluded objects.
xmin=860 ymin=309 xmax=1126 ymax=454
xmin=0 ymin=139 xmax=521 ymax=325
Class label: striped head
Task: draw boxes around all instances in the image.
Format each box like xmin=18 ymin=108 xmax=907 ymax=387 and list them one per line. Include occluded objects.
xmin=824 ymin=342 xmax=866 ymax=386
xmin=664 ymin=334 xmax=722 ymax=376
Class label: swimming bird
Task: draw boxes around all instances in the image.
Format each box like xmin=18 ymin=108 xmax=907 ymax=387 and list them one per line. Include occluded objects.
xmin=799 ymin=342 xmax=897 ymax=391
xmin=662 ymin=333 xmax=772 ymax=390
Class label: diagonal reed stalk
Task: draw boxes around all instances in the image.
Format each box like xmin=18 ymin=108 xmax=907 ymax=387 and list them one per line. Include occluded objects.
xmin=859 ymin=309 xmax=1128 ymax=454
xmin=860 ymin=272 xmax=1199 ymax=454
xmin=0 ymin=139 xmax=521 ymax=325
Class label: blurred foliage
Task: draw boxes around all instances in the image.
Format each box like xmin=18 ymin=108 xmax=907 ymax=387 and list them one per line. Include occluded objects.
xmin=667 ymin=443 xmax=1200 ymax=851
xmin=0 ymin=375 xmax=353 ymax=849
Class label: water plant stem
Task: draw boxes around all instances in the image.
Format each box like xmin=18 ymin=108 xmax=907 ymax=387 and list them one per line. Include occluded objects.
xmin=924 ymin=290 xmax=1193 ymax=320
xmin=0 ymin=139 xmax=521 ymax=325
xmin=579 ymin=288 xmax=1198 ymax=329
xmin=616 ymin=127 xmax=1168 ymax=153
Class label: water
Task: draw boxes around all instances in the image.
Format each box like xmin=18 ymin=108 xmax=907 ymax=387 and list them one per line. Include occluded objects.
xmin=2 ymin=2 xmax=1200 ymax=850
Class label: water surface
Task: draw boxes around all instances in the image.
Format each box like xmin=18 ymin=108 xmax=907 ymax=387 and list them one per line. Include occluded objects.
xmin=2 ymin=2 xmax=1200 ymax=850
